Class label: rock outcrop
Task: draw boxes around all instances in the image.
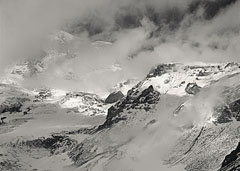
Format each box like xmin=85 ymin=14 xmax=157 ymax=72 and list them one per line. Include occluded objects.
xmin=214 ymin=99 xmax=240 ymax=123
xmin=220 ymin=142 xmax=240 ymax=171
xmin=0 ymin=97 xmax=30 ymax=114
xmin=105 ymin=91 xmax=124 ymax=104
xmin=98 ymin=85 xmax=160 ymax=129
xmin=147 ymin=64 xmax=176 ymax=78
xmin=34 ymin=88 xmax=52 ymax=101
xmin=13 ymin=134 xmax=77 ymax=155
xmin=68 ymin=85 xmax=160 ymax=168
xmin=185 ymin=83 xmax=201 ymax=95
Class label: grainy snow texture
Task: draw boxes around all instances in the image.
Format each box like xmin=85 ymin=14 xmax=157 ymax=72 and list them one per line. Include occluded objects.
xmin=1 ymin=0 xmax=240 ymax=170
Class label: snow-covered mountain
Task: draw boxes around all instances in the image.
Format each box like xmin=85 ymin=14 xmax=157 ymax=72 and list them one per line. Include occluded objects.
xmin=2 ymin=60 xmax=240 ymax=170
xmin=1 ymin=0 xmax=240 ymax=169
xmin=63 ymin=62 xmax=240 ymax=171
xmin=2 ymin=31 xmax=240 ymax=171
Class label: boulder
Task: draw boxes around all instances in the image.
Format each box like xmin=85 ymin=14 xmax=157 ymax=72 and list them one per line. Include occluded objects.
xmin=1 ymin=117 xmax=6 ymax=123
xmin=185 ymin=83 xmax=201 ymax=95
xmin=105 ymin=91 xmax=124 ymax=104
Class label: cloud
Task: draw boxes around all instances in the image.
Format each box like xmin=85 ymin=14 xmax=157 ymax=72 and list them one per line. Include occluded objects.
xmin=1 ymin=0 xmax=240 ymax=94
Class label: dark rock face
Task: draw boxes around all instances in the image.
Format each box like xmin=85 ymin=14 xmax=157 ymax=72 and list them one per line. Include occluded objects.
xmin=220 ymin=142 xmax=240 ymax=171
xmin=185 ymin=83 xmax=201 ymax=95
xmin=105 ymin=91 xmax=124 ymax=104
xmin=17 ymin=135 xmax=77 ymax=155
xmin=0 ymin=97 xmax=30 ymax=114
xmin=229 ymin=99 xmax=240 ymax=121
xmin=215 ymin=99 xmax=240 ymax=123
xmin=98 ymin=85 xmax=160 ymax=130
xmin=215 ymin=106 xmax=233 ymax=123
xmin=68 ymin=86 xmax=160 ymax=168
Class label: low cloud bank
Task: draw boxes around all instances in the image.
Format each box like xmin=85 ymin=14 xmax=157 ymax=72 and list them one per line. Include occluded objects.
xmin=1 ymin=0 xmax=240 ymax=94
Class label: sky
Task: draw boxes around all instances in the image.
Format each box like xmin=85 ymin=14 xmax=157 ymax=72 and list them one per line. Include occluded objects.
xmin=0 ymin=0 xmax=240 ymax=93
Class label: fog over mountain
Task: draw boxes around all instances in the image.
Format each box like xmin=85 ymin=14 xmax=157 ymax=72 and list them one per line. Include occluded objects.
xmin=0 ymin=1 xmax=240 ymax=171
xmin=1 ymin=0 xmax=240 ymax=87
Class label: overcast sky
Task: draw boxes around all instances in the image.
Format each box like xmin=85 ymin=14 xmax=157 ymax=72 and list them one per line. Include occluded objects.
xmin=0 ymin=0 xmax=240 ymax=93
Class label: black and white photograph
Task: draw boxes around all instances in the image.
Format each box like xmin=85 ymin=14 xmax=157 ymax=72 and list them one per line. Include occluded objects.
xmin=0 ymin=0 xmax=240 ymax=170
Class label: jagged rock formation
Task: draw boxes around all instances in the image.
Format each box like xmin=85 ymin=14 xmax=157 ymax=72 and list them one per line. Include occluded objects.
xmin=68 ymin=85 xmax=160 ymax=168
xmin=105 ymin=91 xmax=124 ymax=104
xmin=66 ymin=63 xmax=240 ymax=171
xmin=98 ymin=85 xmax=160 ymax=129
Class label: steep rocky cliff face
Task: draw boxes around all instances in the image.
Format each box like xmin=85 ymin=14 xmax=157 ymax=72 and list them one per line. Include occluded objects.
xmin=68 ymin=85 xmax=161 ymax=169
xmin=98 ymin=85 xmax=160 ymax=129
xmin=66 ymin=63 xmax=240 ymax=171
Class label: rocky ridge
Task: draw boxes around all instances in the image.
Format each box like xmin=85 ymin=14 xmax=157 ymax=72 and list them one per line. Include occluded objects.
xmin=1 ymin=62 xmax=240 ymax=171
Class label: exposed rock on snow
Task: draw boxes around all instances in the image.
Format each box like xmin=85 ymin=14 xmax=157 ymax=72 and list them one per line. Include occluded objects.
xmin=59 ymin=91 xmax=109 ymax=116
xmin=99 ymin=85 xmax=160 ymax=129
xmin=0 ymin=134 xmax=77 ymax=171
xmin=14 ymin=134 xmax=77 ymax=155
xmin=147 ymin=63 xmax=176 ymax=78
xmin=220 ymin=142 xmax=240 ymax=171
xmin=65 ymin=63 xmax=240 ymax=171
xmin=2 ymin=62 xmax=240 ymax=171
xmin=141 ymin=63 xmax=240 ymax=96
xmin=185 ymin=83 xmax=201 ymax=95
xmin=165 ymin=73 xmax=240 ymax=171
xmin=34 ymin=88 xmax=52 ymax=101
xmin=0 ymin=97 xmax=30 ymax=114
xmin=105 ymin=91 xmax=124 ymax=104
xmin=214 ymin=98 xmax=240 ymax=123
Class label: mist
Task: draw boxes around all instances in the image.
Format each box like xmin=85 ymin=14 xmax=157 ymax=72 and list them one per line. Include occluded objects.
xmin=1 ymin=0 xmax=240 ymax=94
